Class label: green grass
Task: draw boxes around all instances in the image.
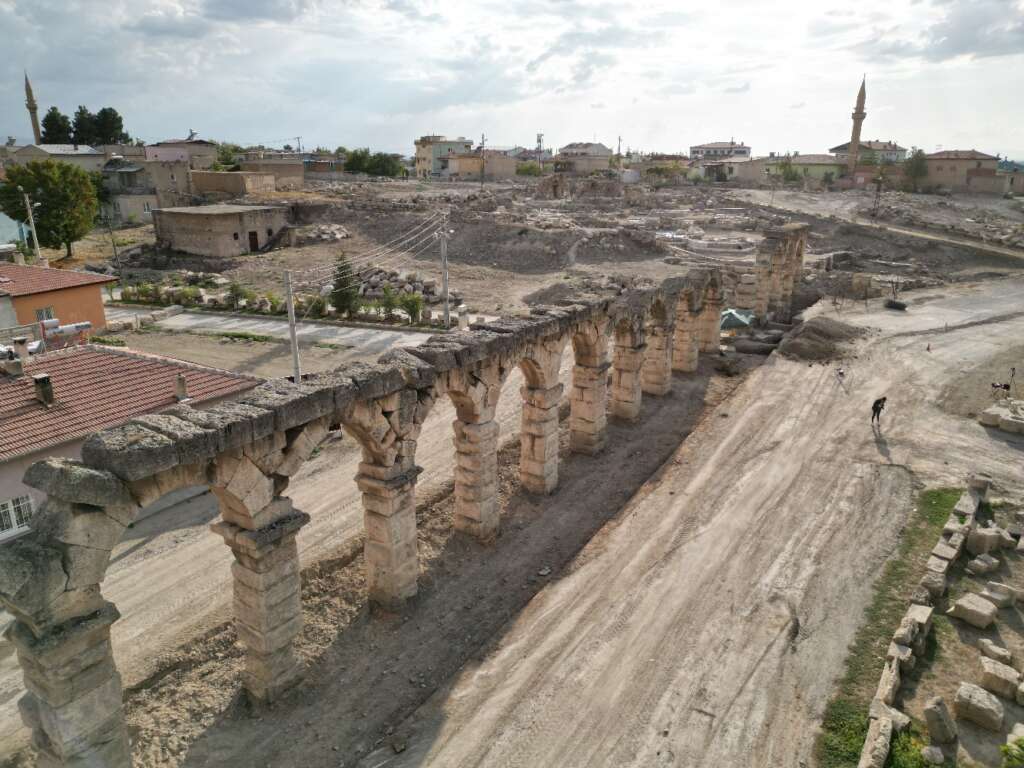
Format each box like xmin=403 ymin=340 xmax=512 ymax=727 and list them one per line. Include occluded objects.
xmin=90 ymin=335 xmax=127 ymax=346
xmin=208 ymin=331 xmax=275 ymax=343
xmin=816 ymin=488 xmax=961 ymax=768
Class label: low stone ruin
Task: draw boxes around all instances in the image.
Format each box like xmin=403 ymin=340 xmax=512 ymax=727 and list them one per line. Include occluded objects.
xmin=980 ymin=398 xmax=1024 ymax=435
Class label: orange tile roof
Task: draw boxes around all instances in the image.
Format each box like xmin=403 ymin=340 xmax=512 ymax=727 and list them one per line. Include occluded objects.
xmin=925 ymin=150 xmax=998 ymax=161
xmin=0 ymin=345 xmax=259 ymax=462
xmin=0 ymin=264 xmax=117 ymax=298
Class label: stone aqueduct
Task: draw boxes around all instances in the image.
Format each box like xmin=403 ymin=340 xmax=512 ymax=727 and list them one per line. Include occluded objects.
xmin=0 ymin=225 xmax=807 ymax=766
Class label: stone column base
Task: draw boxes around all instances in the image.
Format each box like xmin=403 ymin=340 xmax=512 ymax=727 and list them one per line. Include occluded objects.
xmin=355 ymin=467 xmax=420 ymax=607
xmin=520 ymin=384 xmax=562 ymax=494
xmin=453 ymin=419 xmax=500 ymax=540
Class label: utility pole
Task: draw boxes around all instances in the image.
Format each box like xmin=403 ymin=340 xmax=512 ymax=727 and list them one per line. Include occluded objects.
xmin=17 ymin=185 xmax=44 ymax=267
xmin=437 ymin=213 xmax=451 ymax=328
xmin=284 ymin=270 xmax=302 ymax=381
xmin=480 ymin=133 xmax=486 ymax=189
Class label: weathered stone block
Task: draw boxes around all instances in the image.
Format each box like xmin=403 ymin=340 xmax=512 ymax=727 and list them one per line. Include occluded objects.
xmin=22 ymin=459 xmax=135 ymax=510
xmin=921 ymin=746 xmax=944 ymax=765
xmin=923 ymin=696 xmax=956 ymax=744
xmin=948 ymin=593 xmax=998 ymax=628
xmin=29 ymin=500 xmax=124 ymax=553
xmin=131 ymin=413 xmax=221 ymax=466
xmin=81 ymin=423 xmax=178 ymax=481
xmin=869 ymin=699 xmax=910 ymax=732
xmin=0 ymin=539 xmax=69 ymax=628
xmin=981 ymin=581 xmax=1015 ymax=608
xmin=954 ymin=682 xmax=1003 ymax=731
xmin=967 ymin=526 xmax=1003 ymax=556
xmin=981 ymin=656 xmax=1020 ymax=699
xmin=979 ymin=638 xmax=1012 ymax=666
xmin=875 ymin=658 xmax=901 ymax=706
xmin=240 ymin=380 xmax=334 ymax=432
xmin=857 ymin=716 xmax=892 ymax=768
xmin=966 ymin=553 xmax=1000 ymax=576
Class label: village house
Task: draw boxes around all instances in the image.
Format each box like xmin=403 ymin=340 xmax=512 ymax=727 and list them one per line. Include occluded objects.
xmin=552 ymin=142 xmax=614 ymax=175
xmin=829 ymin=139 xmax=907 ymax=164
xmin=924 ymin=150 xmax=1002 ymax=193
xmin=733 ymin=154 xmax=845 ymax=184
xmin=237 ymin=159 xmax=304 ymax=189
xmin=152 ymin=204 xmax=289 ymax=258
xmin=144 ymin=137 xmax=218 ymax=169
xmin=10 ymin=144 xmax=106 ymax=173
xmin=0 ymin=263 xmax=116 ymax=334
xmin=414 ymin=135 xmax=474 ymax=178
xmin=445 ymin=151 xmax=518 ymax=181
xmin=689 ymin=141 xmax=751 ymax=160
xmin=100 ymin=158 xmax=193 ymax=224
xmin=0 ymin=344 xmax=257 ymax=542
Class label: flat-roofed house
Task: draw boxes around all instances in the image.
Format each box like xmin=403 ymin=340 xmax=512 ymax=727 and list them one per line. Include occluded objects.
xmin=152 ymin=204 xmax=289 ymax=258
xmin=0 ymin=345 xmax=259 ymax=542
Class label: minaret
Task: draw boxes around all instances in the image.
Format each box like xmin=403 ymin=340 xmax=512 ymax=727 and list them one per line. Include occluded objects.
xmin=24 ymin=72 xmax=41 ymax=145
xmin=847 ymin=76 xmax=866 ymax=175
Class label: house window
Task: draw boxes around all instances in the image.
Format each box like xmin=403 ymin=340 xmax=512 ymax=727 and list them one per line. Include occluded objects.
xmin=976 ymin=162 xmax=982 ymax=169
xmin=266 ymin=228 xmax=273 ymax=237
xmin=0 ymin=495 xmax=33 ymax=540
xmin=233 ymin=232 xmax=239 ymax=240
xmin=35 ymin=306 xmax=55 ymax=322
xmin=170 ymin=173 xmax=175 ymax=181
xmin=143 ymin=202 xmax=151 ymax=212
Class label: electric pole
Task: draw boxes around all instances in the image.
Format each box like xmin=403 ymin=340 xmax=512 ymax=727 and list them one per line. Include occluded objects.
xmin=480 ymin=133 xmax=486 ymax=189
xmin=436 ymin=213 xmax=451 ymax=328
xmin=284 ymin=270 xmax=302 ymax=381
xmin=17 ymin=185 xmax=44 ymax=267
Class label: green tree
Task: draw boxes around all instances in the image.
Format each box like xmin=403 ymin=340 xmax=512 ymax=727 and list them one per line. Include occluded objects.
xmin=282 ymin=143 xmax=293 ymax=151
xmin=90 ymin=171 xmax=110 ymax=209
xmin=329 ymin=255 xmax=360 ymax=317
xmin=40 ymin=107 xmax=72 ymax=143
xmin=365 ymin=152 xmax=402 ymax=177
xmin=904 ymin=149 xmax=928 ymax=193
xmin=71 ymin=106 xmax=97 ymax=146
xmin=0 ymin=160 xmax=99 ymax=260
xmin=345 ymin=147 xmax=372 ymax=173
xmin=379 ymin=285 xmax=398 ymax=321
xmin=517 ymin=161 xmax=542 ymax=176
xmin=214 ymin=142 xmax=243 ymax=170
xmin=93 ymin=107 xmax=129 ymax=144
xmin=399 ymin=293 xmax=423 ymax=324
xmin=334 ymin=146 xmax=348 ymax=157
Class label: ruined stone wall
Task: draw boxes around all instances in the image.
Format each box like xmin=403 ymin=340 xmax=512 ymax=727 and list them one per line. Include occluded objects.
xmin=0 ymin=265 xmax=800 ymax=768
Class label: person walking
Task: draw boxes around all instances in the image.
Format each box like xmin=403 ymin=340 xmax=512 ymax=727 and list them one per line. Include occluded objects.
xmin=871 ymin=397 xmax=887 ymax=425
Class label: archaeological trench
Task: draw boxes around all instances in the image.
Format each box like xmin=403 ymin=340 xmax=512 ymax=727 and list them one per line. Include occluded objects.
xmin=0 ymin=226 xmax=807 ymax=766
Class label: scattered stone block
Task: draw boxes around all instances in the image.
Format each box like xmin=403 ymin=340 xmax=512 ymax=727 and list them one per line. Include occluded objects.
xmin=887 ymin=642 xmax=916 ymax=672
xmin=999 ymin=528 xmax=1017 ymax=549
xmin=979 ymin=638 xmax=1012 ymax=666
xmin=948 ymin=593 xmax=998 ymax=629
xmin=921 ymin=746 xmax=944 ymax=765
xmin=966 ymin=553 xmax=1000 ymax=576
xmin=967 ymin=527 xmax=1003 ymax=556
xmin=931 ymin=540 xmax=959 ymax=561
xmin=858 ymin=716 xmax=892 ymax=768
xmin=920 ymin=571 xmax=946 ymax=599
xmin=980 ymin=656 xmax=1020 ymax=699
xmin=870 ymin=699 xmax=910 ymax=732
xmin=923 ymin=696 xmax=957 ymax=744
xmin=1008 ymin=722 xmax=1024 ymax=744
xmin=980 ymin=582 xmax=1015 ymax=609
xmin=954 ymin=682 xmax=1003 ymax=731
xmin=875 ymin=658 xmax=901 ymax=706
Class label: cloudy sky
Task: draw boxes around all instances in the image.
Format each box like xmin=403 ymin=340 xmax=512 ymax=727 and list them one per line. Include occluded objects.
xmin=2 ymin=0 xmax=1022 ymax=159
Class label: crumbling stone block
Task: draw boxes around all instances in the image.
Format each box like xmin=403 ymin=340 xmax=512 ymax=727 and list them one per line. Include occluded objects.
xmin=923 ymin=696 xmax=957 ymax=744
xmin=966 ymin=553 xmax=1000 ymax=576
xmin=979 ymin=638 xmax=1012 ymax=666
xmin=981 ymin=581 xmax=1015 ymax=608
xmin=954 ymin=682 xmax=1003 ymax=731
xmin=948 ymin=593 xmax=998 ymax=629
xmin=980 ymin=656 xmax=1020 ymax=699
xmin=967 ymin=526 xmax=1003 ymax=556
xmin=857 ymin=715 xmax=892 ymax=768
xmin=81 ymin=422 xmax=178 ymax=481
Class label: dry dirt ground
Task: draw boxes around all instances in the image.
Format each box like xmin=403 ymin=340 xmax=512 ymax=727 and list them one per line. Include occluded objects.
xmin=350 ymin=279 xmax=1024 ymax=768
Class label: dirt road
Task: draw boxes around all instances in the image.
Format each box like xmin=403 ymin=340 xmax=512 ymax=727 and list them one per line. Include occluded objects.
xmin=359 ymin=279 xmax=1024 ymax=768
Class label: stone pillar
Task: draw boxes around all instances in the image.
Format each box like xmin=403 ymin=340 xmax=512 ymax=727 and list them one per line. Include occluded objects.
xmin=453 ymin=419 xmax=500 ymax=539
xmin=9 ymin=604 xmax=131 ymax=767
xmin=642 ymin=321 xmax=673 ymax=395
xmin=611 ymin=324 xmax=645 ymax=421
xmin=356 ymin=462 xmax=419 ymax=606
xmin=445 ymin=360 xmax=507 ymax=540
xmin=754 ymin=241 xmax=774 ymax=319
xmin=519 ymin=337 xmax=568 ymax=494
xmin=698 ymin=295 xmax=722 ymax=353
xmin=672 ymin=306 xmax=699 ymax=373
xmin=212 ymin=504 xmax=309 ymax=703
xmin=520 ymin=383 xmax=563 ymax=493
xmin=570 ymin=323 xmax=609 ymax=455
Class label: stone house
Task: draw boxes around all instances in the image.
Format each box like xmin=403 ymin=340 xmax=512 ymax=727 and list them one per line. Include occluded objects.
xmin=100 ymin=158 xmax=193 ymax=224
xmin=445 ymin=152 xmax=517 ymax=181
xmin=924 ymin=150 xmax=1001 ymax=193
xmin=0 ymin=344 xmax=257 ymax=542
xmin=191 ymin=170 xmax=277 ymax=196
xmin=829 ymin=139 xmax=907 ymax=164
xmin=0 ymin=263 xmax=116 ymax=333
xmin=733 ymin=154 xmax=845 ymax=184
xmin=414 ymin=135 xmax=474 ymax=178
xmin=11 ymin=144 xmax=105 ymax=173
xmin=152 ymin=204 xmax=289 ymax=258
xmin=144 ymin=137 xmax=218 ymax=169
xmin=237 ymin=159 xmax=304 ymax=189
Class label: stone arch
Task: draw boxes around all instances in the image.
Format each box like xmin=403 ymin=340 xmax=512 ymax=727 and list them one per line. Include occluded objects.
xmin=697 ymin=278 xmax=723 ymax=354
xmin=610 ymin=313 xmax=646 ymax=421
xmin=672 ymin=287 xmax=701 ymax=373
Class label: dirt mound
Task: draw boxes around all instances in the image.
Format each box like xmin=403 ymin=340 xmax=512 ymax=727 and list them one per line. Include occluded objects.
xmin=778 ymin=316 xmax=864 ymax=361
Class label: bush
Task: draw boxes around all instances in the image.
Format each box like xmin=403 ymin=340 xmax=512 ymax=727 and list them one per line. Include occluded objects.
xmin=1004 ymin=738 xmax=1024 ymax=768
xmin=179 ymin=286 xmax=201 ymax=306
xmin=517 ymin=161 xmax=542 ymax=177
xmin=90 ymin=335 xmax=126 ymax=347
xmin=379 ymin=285 xmax=398 ymax=321
xmin=227 ymin=282 xmax=255 ymax=308
xmin=264 ymin=291 xmax=284 ymax=314
xmin=307 ymin=295 xmax=328 ymax=317
xmin=399 ymin=293 xmax=423 ymax=324
xmin=330 ymin=255 xmax=360 ymax=317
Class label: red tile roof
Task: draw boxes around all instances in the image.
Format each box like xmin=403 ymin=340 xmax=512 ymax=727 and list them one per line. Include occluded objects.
xmin=0 ymin=264 xmax=117 ymax=298
xmin=0 ymin=345 xmax=259 ymax=462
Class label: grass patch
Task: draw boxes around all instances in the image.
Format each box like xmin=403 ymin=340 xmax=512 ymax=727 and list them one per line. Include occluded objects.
xmin=209 ymin=331 xmax=276 ymax=343
xmin=816 ymin=488 xmax=961 ymax=768
xmin=90 ymin=335 xmax=127 ymax=347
